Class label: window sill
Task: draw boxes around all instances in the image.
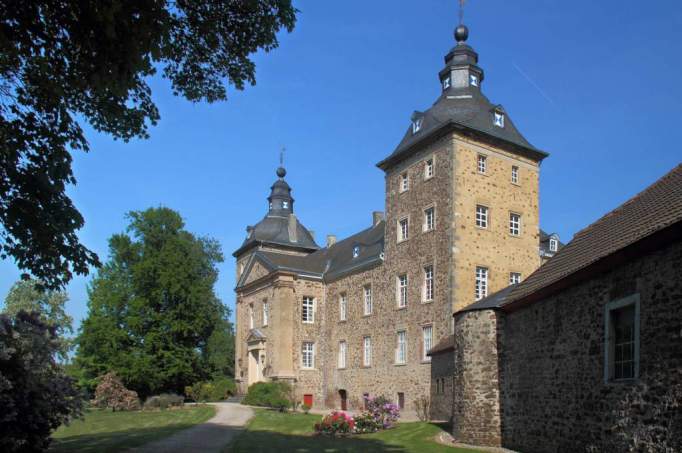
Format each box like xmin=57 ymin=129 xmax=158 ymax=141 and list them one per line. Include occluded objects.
xmin=396 ymin=238 xmax=409 ymax=244
xmin=339 ymin=319 xmax=347 ymax=323
xmin=422 ymin=299 xmax=434 ymax=304
xmin=424 ymin=175 xmax=434 ymax=182
xmin=508 ymin=234 xmax=522 ymax=239
xmin=422 ymin=228 xmax=435 ymax=235
xmin=396 ymin=306 xmax=407 ymax=311
xmin=394 ymin=362 xmax=407 ymax=367
xmin=362 ymin=313 xmax=372 ymax=318
xmin=475 ymin=226 xmax=490 ymax=231
xmin=420 ymin=360 xmax=432 ymax=365
xmin=301 ymin=368 xmax=317 ymax=372
xmin=511 ymin=181 xmax=521 ymax=187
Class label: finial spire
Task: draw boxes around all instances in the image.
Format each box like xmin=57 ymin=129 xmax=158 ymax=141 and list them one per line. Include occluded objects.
xmin=459 ymin=0 xmax=466 ymax=25
xmin=455 ymin=1 xmax=469 ymax=43
xmin=276 ymin=146 xmax=287 ymax=178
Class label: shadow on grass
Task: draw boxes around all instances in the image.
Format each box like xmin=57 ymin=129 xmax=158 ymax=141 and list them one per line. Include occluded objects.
xmin=230 ymin=430 xmax=407 ymax=452
xmin=50 ymin=423 xmax=200 ymax=453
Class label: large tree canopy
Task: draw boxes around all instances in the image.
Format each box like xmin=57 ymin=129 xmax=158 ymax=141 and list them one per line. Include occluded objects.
xmin=2 ymin=279 xmax=73 ymax=360
xmin=0 ymin=1 xmax=297 ymax=289
xmin=75 ymin=207 xmax=230 ymax=398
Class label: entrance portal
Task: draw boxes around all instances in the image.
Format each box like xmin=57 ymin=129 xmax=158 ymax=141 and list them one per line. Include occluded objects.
xmin=339 ymin=389 xmax=348 ymax=411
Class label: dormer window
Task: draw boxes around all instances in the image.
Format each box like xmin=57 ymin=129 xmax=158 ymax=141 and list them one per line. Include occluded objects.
xmin=352 ymin=245 xmax=360 ymax=258
xmin=469 ymin=74 xmax=479 ymax=87
xmin=443 ymin=76 xmax=451 ymax=90
xmin=412 ymin=118 xmax=423 ymax=134
xmin=549 ymin=238 xmax=558 ymax=252
xmin=282 ymin=200 xmax=289 ymax=209
xmin=494 ymin=111 xmax=505 ymax=128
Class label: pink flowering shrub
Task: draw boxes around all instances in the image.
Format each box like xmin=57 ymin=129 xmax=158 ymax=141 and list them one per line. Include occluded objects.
xmin=314 ymin=411 xmax=355 ymax=435
xmin=363 ymin=395 xmax=400 ymax=429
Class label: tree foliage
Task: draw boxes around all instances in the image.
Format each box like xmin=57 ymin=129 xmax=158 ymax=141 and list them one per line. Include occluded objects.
xmin=75 ymin=207 xmax=230 ymax=398
xmin=206 ymin=317 xmax=235 ymax=378
xmin=0 ymin=311 xmax=83 ymax=453
xmin=2 ymin=279 xmax=73 ymax=360
xmin=93 ymin=372 xmax=140 ymax=412
xmin=0 ymin=0 xmax=297 ymax=289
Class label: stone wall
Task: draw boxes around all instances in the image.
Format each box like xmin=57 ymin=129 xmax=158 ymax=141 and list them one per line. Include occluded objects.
xmin=499 ymin=240 xmax=682 ymax=452
xmin=453 ymin=309 xmax=503 ymax=446
xmin=430 ymin=350 xmax=454 ymax=421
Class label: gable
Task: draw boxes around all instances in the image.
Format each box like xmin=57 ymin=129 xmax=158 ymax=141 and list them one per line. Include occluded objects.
xmin=241 ymin=260 xmax=271 ymax=287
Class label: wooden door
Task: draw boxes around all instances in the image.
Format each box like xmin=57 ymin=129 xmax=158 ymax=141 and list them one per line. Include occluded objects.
xmin=303 ymin=394 xmax=313 ymax=407
xmin=339 ymin=390 xmax=347 ymax=411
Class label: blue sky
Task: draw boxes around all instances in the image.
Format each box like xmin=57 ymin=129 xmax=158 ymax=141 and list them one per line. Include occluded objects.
xmin=1 ymin=0 xmax=681 ymax=329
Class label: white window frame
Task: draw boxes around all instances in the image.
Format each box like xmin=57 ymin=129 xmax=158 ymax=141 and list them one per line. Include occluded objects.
xmin=509 ymin=212 xmax=522 ymax=236
xmin=477 ymin=154 xmax=487 ymax=174
xmin=338 ymin=341 xmax=347 ymax=369
xmin=475 ymin=266 xmax=488 ymax=301
xmin=400 ymin=172 xmax=409 ymax=192
xmin=422 ymin=325 xmax=433 ymax=362
xmin=476 ymin=205 xmax=489 ymax=229
xmin=363 ymin=336 xmax=372 ymax=367
xmin=249 ymin=305 xmax=254 ymax=329
xmin=262 ymin=301 xmax=269 ymax=326
xmin=509 ymin=272 xmax=522 ymax=285
xmin=352 ymin=245 xmax=360 ymax=258
xmin=397 ymin=274 xmax=408 ymax=308
xmin=302 ymin=296 xmax=315 ymax=324
xmin=470 ymin=74 xmax=479 ymax=87
xmin=494 ymin=112 xmax=505 ymax=128
xmin=302 ymin=342 xmax=315 ymax=369
xmin=412 ymin=118 xmax=423 ymax=134
xmin=425 ymin=157 xmax=435 ymax=179
xmin=363 ymin=285 xmax=373 ymax=316
xmin=423 ymin=265 xmax=434 ymax=302
xmin=443 ymin=76 xmax=451 ymax=90
xmin=398 ymin=217 xmax=409 ymax=242
xmin=604 ymin=294 xmax=640 ymax=383
xmin=424 ymin=206 xmax=435 ymax=232
xmin=396 ymin=330 xmax=407 ymax=365
xmin=511 ymin=165 xmax=519 ymax=184
xmin=549 ymin=238 xmax=558 ymax=252
xmin=339 ymin=294 xmax=347 ymax=321
xmin=282 ymin=200 xmax=289 ymax=209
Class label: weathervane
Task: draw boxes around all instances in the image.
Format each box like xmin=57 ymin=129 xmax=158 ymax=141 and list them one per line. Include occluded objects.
xmin=459 ymin=0 xmax=466 ymax=25
xmin=280 ymin=146 xmax=285 ymax=167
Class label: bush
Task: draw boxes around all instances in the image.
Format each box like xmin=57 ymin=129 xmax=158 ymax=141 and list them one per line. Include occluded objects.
xmin=352 ymin=412 xmax=382 ymax=434
xmin=414 ymin=394 xmax=431 ymax=422
xmin=0 ymin=312 xmax=84 ymax=453
xmin=144 ymin=393 xmax=184 ymax=410
xmin=314 ymin=411 xmax=355 ymax=435
xmin=185 ymin=377 xmax=236 ymax=402
xmin=363 ymin=395 xmax=400 ymax=429
xmin=301 ymin=403 xmax=311 ymax=414
xmin=242 ymin=381 xmax=291 ymax=410
xmin=93 ymin=372 xmax=140 ymax=411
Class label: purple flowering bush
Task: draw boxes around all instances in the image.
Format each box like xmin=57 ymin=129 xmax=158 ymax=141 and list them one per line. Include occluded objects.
xmin=313 ymin=395 xmax=401 ymax=436
xmin=363 ymin=395 xmax=400 ymax=429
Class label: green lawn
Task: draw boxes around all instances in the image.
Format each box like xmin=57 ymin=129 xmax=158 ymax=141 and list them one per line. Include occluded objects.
xmin=50 ymin=405 xmax=216 ymax=453
xmin=229 ymin=409 xmax=480 ymax=452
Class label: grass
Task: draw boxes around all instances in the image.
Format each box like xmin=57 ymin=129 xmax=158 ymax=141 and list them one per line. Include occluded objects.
xmin=50 ymin=405 xmax=216 ymax=453
xmin=229 ymin=409 xmax=481 ymax=452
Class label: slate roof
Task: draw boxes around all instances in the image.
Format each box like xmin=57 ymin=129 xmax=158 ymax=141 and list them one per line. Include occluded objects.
xmin=539 ymin=229 xmax=563 ymax=257
xmin=233 ymin=214 xmax=320 ymax=257
xmin=455 ymin=284 xmax=518 ymax=314
xmin=427 ymin=334 xmax=455 ymax=356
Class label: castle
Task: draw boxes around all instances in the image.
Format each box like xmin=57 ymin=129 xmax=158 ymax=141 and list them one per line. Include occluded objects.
xmin=233 ymin=22 xmax=559 ymax=414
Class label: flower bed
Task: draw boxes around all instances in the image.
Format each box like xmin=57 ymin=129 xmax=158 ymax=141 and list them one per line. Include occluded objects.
xmin=313 ymin=394 xmax=400 ymax=437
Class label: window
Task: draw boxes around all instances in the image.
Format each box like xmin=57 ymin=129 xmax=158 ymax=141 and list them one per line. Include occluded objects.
xmin=397 ymin=274 xmax=408 ymax=308
xmin=494 ymin=112 xmax=505 ymax=128
xmin=302 ymin=297 xmax=314 ymax=323
xmin=339 ymin=294 xmax=347 ymax=321
xmin=605 ymin=295 xmax=640 ymax=382
xmin=510 ymin=272 xmax=522 ymax=285
xmin=400 ymin=172 xmax=409 ymax=192
xmin=302 ymin=342 xmax=314 ymax=369
xmin=422 ymin=325 xmax=433 ymax=362
xmin=396 ymin=331 xmax=407 ymax=364
xmin=282 ymin=200 xmax=289 ymax=209
xmin=363 ymin=286 xmax=373 ymax=315
xmin=477 ymin=154 xmax=487 ymax=173
xmin=470 ymin=74 xmax=479 ymax=87
xmin=363 ymin=336 xmax=372 ymax=367
xmin=475 ymin=266 xmax=488 ymax=301
xmin=249 ymin=305 xmax=254 ymax=329
xmin=397 ymin=392 xmax=405 ymax=410
xmin=509 ymin=212 xmax=521 ymax=236
xmin=412 ymin=118 xmax=423 ymax=134
xmin=476 ymin=205 xmax=489 ymax=229
xmin=352 ymin=245 xmax=360 ymax=258
xmin=423 ymin=265 xmax=434 ymax=302
xmin=511 ymin=165 xmax=519 ymax=184
xmin=262 ymin=301 xmax=269 ymax=326
xmin=425 ymin=158 xmax=434 ymax=179
xmin=424 ymin=206 xmax=435 ymax=232
xmin=338 ymin=341 xmax=347 ymax=369
xmin=398 ymin=217 xmax=409 ymax=242
xmin=443 ymin=76 xmax=451 ymax=90
xmin=549 ymin=238 xmax=558 ymax=252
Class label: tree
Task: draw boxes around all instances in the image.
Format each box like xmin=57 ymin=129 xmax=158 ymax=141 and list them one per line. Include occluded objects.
xmin=0 ymin=1 xmax=297 ymax=289
xmin=206 ymin=317 xmax=235 ymax=378
xmin=2 ymin=280 xmax=73 ymax=360
xmin=75 ymin=207 xmax=227 ymax=398
xmin=0 ymin=311 xmax=83 ymax=453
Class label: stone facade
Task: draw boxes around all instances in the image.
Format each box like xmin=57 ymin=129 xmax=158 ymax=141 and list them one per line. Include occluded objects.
xmin=429 ymin=348 xmax=454 ymax=421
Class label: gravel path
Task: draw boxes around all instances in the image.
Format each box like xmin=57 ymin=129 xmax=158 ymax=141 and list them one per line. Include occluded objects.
xmin=129 ymin=402 xmax=253 ymax=453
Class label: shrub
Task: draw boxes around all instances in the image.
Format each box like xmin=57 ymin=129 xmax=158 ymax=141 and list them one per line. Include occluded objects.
xmin=314 ymin=411 xmax=355 ymax=435
xmin=363 ymin=395 xmax=400 ymax=429
xmin=353 ymin=412 xmax=382 ymax=434
xmin=185 ymin=377 xmax=236 ymax=402
xmin=144 ymin=393 xmax=184 ymax=410
xmin=93 ymin=372 xmax=140 ymax=411
xmin=414 ymin=394 xmax=431 ymax=422
xmin=242 ymin=381 xmax=291 ymax=410
xmin=301 ymin=403 xmax=311 ymax=414
xmin=210 ymin=377 xmax=236 ymax=400
xmin=0 ymin=312 xmax=83 ymax=453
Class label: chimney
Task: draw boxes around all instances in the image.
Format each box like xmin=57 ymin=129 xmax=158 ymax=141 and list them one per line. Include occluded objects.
xmin=372 ymin=211 xmax=384 ymax=226
xmin=288 ymin=214 xmax=298 ymax=243
xmin=326 ymin=235 xmax=337 ymax=248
